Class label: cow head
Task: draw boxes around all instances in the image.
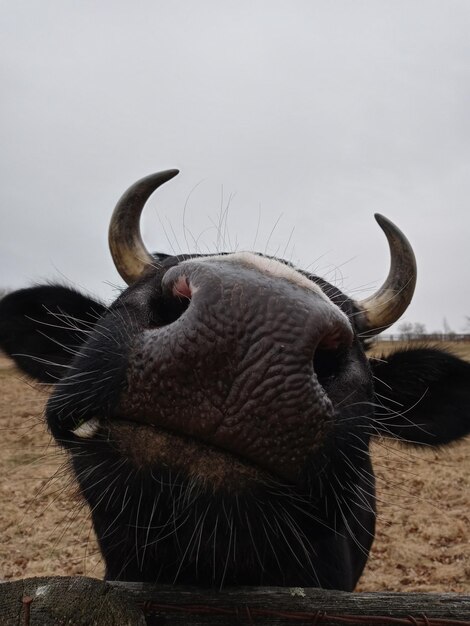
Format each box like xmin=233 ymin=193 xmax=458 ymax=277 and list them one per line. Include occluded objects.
xmin=1 ymin=170 xmax=469 ymax=590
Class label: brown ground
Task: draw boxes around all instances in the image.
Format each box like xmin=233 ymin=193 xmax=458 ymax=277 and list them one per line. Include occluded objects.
xmin=0 ymin=343 xmax=469 ymax=591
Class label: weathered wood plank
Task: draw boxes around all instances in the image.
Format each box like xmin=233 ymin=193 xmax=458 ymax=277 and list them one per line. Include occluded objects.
xmin=112 ymin=582 xmax=470 ymax=625
xmin=2 ymin=577 xmax=470 ymax=626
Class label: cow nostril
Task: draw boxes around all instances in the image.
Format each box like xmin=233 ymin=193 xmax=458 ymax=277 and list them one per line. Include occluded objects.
xmin=317 ymin=324 xmax=352 ymax=351
xmin=171 ymin=275 xmax=193 ymax=300
xmin=151 ymin=275 xmax=192 ymax=327
xmin=313 ymin=325 xmax=352 ymax=387
xmin=313 ymin=345 xmax=347 ymax=387
xmin=151 ymin=294 xmax=190 ymax=326
xmin=150 ymin=297 xmax=190 ymax=327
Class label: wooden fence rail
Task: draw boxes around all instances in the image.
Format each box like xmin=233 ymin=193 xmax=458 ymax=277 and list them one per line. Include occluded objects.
xmin=1 ymin=576 xmax=470 ymax=625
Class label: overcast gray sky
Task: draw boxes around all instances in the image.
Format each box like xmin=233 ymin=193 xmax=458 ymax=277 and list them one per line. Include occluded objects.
xmin=1 ymin=1 xmax=469 ymax=333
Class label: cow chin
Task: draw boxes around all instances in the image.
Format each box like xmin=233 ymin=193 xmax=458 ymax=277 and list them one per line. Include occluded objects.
xmin=107 ymin=420 xmax=276 ymax=493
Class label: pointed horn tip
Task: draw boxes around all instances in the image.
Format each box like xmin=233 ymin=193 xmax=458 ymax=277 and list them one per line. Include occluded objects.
xmin=144 ymin=168 xmax=180 ymax=185
xmin=373 ymin=213 xmax=413 ymax=245
xmin=374 ymin=213 xmax=393 ymax=230
xmin=156 ymin=168 xmax=180 ymax=182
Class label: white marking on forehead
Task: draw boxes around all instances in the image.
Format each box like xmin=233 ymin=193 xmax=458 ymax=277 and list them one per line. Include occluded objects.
xmin=182 ymin=252 xmax=331 ymax=301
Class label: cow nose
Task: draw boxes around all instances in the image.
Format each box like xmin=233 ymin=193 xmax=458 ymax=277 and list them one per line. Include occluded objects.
xmin=123 ymin=256 xmax=354 ymax=480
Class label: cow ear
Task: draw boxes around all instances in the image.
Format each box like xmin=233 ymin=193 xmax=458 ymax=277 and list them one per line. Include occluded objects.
xmin=370 ymin=348 xmax=470 ymax=445
xmin=0 ymin=285 xmax=106 ymax=383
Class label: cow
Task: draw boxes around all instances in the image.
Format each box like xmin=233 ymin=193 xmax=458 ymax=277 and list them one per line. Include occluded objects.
xmin=0 ymin=169 xmax=469 ymax=591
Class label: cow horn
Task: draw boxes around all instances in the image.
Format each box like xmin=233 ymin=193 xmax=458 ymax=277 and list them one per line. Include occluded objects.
xmin=109 ymin=169 xmax=179 ymax=284
xmin=356 ymin=214 xmax=417 ymax=336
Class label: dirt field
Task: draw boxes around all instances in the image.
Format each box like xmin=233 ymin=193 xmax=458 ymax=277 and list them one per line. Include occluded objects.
xmin=0 ymin=342 xmax=469 ymax=591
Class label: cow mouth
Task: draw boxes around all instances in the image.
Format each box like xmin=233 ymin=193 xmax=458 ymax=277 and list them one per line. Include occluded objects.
xmin=72 ymin=416 xmax=277 ymax=490
xmin=68 ymin=330 xmax=347 ymax=485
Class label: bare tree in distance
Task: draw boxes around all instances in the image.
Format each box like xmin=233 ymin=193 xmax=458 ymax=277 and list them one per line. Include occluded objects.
xmin=442 ymin=317 xmax=455 ymax=338
xmin=413 ymin=322 xmax=427 ymax=339
xmin=397 ymin=322 xmax=427 ymax=341
xmin=398 ymin=321 xmax=413 ymax=340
